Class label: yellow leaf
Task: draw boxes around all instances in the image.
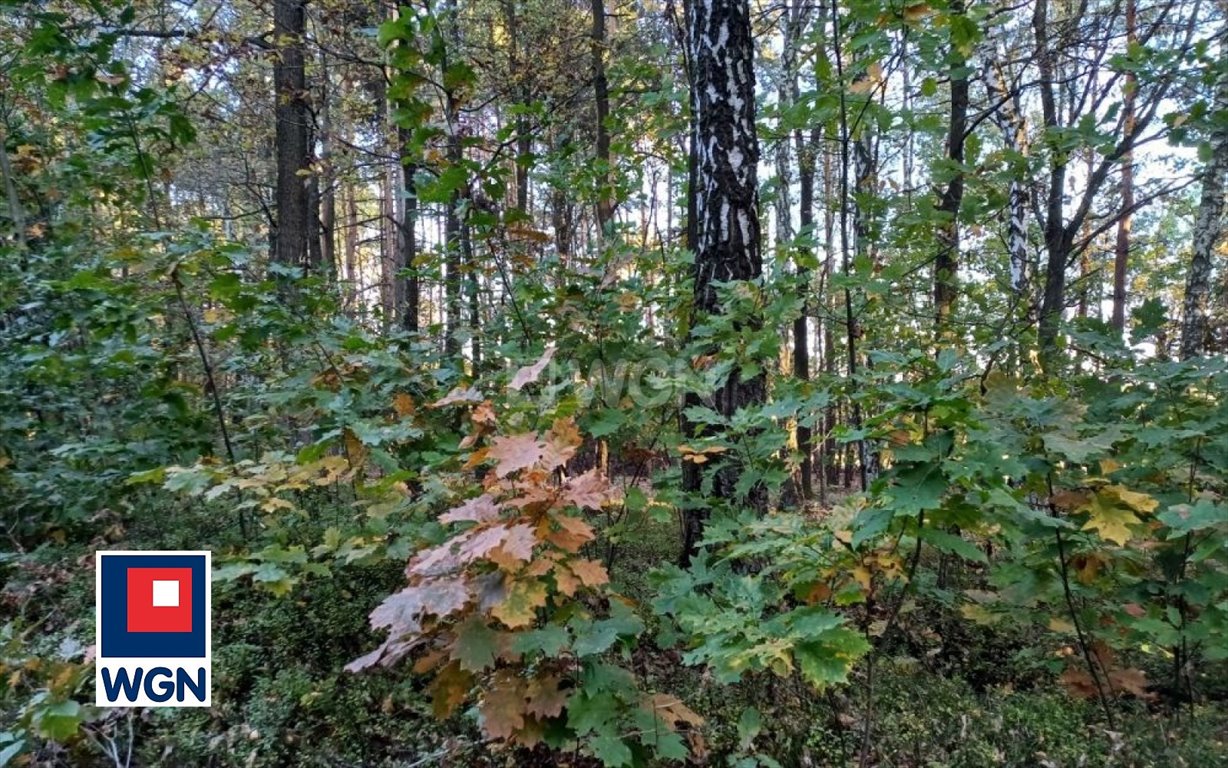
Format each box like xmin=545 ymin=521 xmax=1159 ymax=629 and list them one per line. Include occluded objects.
xmin=1103 ymin=485 xmax=1158 ymax=514
xmin=850 ymin=62 xmax=883 ymax=94
xmin=1071 ymin=552 xmax=1106 ymax=584
xmin=1080 ymin=492 xmax=1139 ymax=546
xmin=491 ymin=579 xmax=548 ymax=628
xmin=960 ymin=603 xmax=1001 ymax=626
xmin=1048 ymin=616 xmax=1075 ymax=633
xmin=851 ymin=565 xmax=872 ymax=591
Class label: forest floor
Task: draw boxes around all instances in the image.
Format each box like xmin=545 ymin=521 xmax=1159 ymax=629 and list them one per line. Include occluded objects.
xmin=5 ymin=492 xmax=1228 ymax=768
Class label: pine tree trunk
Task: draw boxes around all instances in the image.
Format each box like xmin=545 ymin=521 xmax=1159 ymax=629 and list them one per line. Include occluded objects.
xmin=400 ymin=125 xmax=419 ymax=333
xmin=319 ymin=64 xmax=336 ymax=279
xmin=272 ymin=0 xmax=310 ymax=269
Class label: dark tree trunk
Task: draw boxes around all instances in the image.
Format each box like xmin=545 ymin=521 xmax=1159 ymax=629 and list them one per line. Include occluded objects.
xmin=821 ymin=140 xmax=839 ymax=494
xmin=1111 ymin=0 xmax=1137 ymax=333
xmin=442 ymin=0 xmax=464 ymax=363
xmin=679 ymin=0 xmax=764 ymax=564
xmin=400 ymin=125 xmax=419 ymax=333
xmin=591 ymin=0 xmax=613 ymax=230
xmin=780 ymin=0 xmax=813 ymax=502
xmin=272 ymin=0 xmax=310 ymax=269
xmin=793 ymin=127 xmax=817 ymax=502
xmin=318 ymin=51 xmax=336 ymax=278
xmin=933 ymin=0 xmax=968 ymax=341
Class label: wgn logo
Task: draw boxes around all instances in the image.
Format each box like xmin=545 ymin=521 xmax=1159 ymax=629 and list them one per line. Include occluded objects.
xmin=95 ymin=551 xmax=211 ymax=707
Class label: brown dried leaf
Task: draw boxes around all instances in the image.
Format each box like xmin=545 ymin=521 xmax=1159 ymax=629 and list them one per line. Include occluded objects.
xmin=480 ymin=670 xmax=528 ymax=739
xmin=1051 ymin=489 xmax=1090 ymax=511
xmin=393 ymin=392 xmax=417 ymax=418
xmin=1109 ymin=667 xmax=1154 ymax=700
xmin=523 ymin=553 xmax=557 ymax=577
xmin=568 ymin=558 xmax=609 ymax=588
xmin=541 ymin=418 xmax=582 ymax=469
xmin=343 ymin=427 xmax=367 ymax=470
xmin=409 ymin=532 xmax=470 ymax=577
xmin=548 ymin=514 xmax=596 ymax=552
xmin=471 ymin=400 xmax=497 ymax=425
xmin=553 ymin=564 xmax=580 ymax=597
xmin=648 ymin=693 xmax=704 ymax=728
xmin=1059 ymin=665 xmax=1098 ymax=699
xmin=457 ymin=524 xmax=513 ymax=563
xmin=429 ymin=661 xmax=474 ymax=718
xmin=431 ymin=386 xmax=485 ymax=408
xmin=439 ymin=495 xmax=501 ymax=525
xmin=370 ymin=580 xmax=469 ymax=633
xmin=488 ymin=434 xmax=545 ymax=478
xmin=563 ymin=470 xmax=611 ymax=510
xmin=509 ymin=345 xmax=557 ymax=391
xmin=412 ymin=647 xmax=448 ymax=674
xmin=500 ymin=523 xmax=538 ymax=562
xmin=525 ymin=674 xmax=570 ymax=718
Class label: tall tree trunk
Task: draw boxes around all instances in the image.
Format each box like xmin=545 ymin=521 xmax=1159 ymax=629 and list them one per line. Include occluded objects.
xmin=444 ymin=170 xmax=463 ymax=361
xmin=319 ymin=52 xmax=336 ymax=278
xmin=400 ymin=126 xmax=420 ymax=332
xmin=847 ymin=43 xmax=875 ymax=489
xmin=1035 ymin=0 xmax=1070 ymax=367
xmin=502 ymin=0 xmax=532 ymax=216
xmin=272 ymin=0 xmax=310 ymax=269
xmin=933 ymin=0 xmax=968 ymax=342
xmin=781 ymin=0 xmax=813 ymax=501
xmin=442 ymin=1 xmax=465 ymax=363
xmin=466 ymin=226 xmax=481 ymax=371
xmin=0 ymin=127 xmax=28 ymax=257
xmin=987 ymin=61 xmax=1030 ymax=302
xmin=591 ymin=0 xmax=613 ymax=230
xmin=1180 ymin=67 xmax=1228 ymax=359
xmin=1111 ymin=0 xmax=1137 ymax=333
xmin=344 ymin=182 xmax=359 ymax=312
xmin=821 ymin=138 xmax=839 ymax=494
xmin=679 ymin=0 xmax=764 ymax=564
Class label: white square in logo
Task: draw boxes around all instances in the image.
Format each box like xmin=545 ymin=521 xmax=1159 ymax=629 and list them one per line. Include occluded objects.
xmin=152 ymin=580 xmax=180 ymax=608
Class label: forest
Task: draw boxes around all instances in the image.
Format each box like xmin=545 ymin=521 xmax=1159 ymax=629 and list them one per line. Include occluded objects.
xmin=2 ymin=0 xmax=1228 ymax=763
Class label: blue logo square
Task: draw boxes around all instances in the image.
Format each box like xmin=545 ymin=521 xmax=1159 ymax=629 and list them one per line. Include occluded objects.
xmin=99 ymin=553 xmax=209 ymax=658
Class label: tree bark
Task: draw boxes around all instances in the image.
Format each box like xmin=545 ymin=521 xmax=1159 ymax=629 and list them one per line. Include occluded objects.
xmin=1180 ymin=68 xmax=1228 ymax=359
xmin=1110 ymin=0 xmax=1137 ymax=333
xmin=933 ymin=0 xmax=968 ymax=342
xmin=781 ymin=0 xmax=814 ymax=501
xmin=591 ymin=0 xmax=613 ymax=230
xmin=318 ymin=52 xmax=336 ymax=278
xmin=400 ymin=126 xmax=420 ymax=333
xmin=272 ymin=0 xmax=311 ymax=269
xmin=680 ymin=0 xmax=765 ymax=564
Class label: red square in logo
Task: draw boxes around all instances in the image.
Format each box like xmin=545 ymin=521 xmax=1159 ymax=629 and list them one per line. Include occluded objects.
xmin=126 ymin=568 xmax=193 ymax=633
